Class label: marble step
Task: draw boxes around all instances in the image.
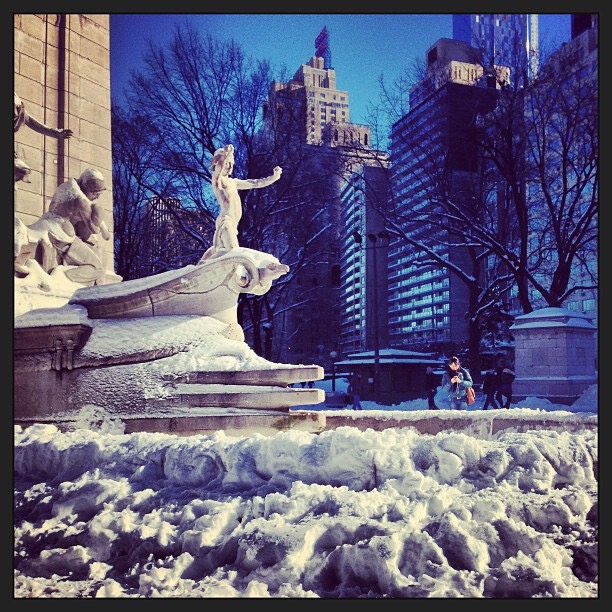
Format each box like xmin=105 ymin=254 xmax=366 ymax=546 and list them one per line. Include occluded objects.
xmin=171 ymin=366 xmax=323 ymax=387
xmin=150 ymin=384 xmax=324 ymax=411
xmin=15 ymin=410 xmax=597 ymax=440
xmin=15 ymin=409 xmax=327 ymax=437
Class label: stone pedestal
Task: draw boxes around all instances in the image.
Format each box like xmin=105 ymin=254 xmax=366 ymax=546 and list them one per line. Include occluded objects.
xmin=510 ymin=307 xmax=597 ymax=405
xmin=14 ymin=251 xmax=319 ymax=426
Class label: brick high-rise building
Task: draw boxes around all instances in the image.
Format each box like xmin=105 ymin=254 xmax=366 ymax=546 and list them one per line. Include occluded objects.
xmin=262 ymin=28 xmax=392 ymax=367
xmin=264 ymin=27 xmax=370 ymax=149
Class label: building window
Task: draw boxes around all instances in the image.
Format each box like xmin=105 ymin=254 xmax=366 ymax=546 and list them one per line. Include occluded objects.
xmin=331 ymin=265 xmax=341 ymax=286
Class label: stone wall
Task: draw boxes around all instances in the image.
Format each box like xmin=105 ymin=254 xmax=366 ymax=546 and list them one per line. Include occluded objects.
xmin=14 ymin=13 xmax=116 ymax=279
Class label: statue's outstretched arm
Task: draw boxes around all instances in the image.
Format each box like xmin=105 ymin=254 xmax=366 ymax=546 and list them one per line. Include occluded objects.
xmin=234 ymin=166 xmax=282 ymax=190
xmin=24 ymin=113 xmax=73 ymax=139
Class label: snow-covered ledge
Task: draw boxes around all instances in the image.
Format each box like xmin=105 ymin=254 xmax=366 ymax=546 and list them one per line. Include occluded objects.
xmin=69 ymin=247 xmax=289 ymax=342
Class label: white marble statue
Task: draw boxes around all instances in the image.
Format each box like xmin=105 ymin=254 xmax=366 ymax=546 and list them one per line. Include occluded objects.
xmin=200 ymin=144 xmax=282 ymax=261
xmin=14 ymin=168 xmax=110 ymax=285
xmin=14 ymin=92 xmax=73 ymax=185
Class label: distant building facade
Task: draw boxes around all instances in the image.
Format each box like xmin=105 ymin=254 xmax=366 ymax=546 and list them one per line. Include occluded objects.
xmin=453 ymin=13 xmax=538 ymax=85
xmin=338 ymin=165 xmax=391 ymax=356
xmin=137 ymin=197 xmax=209 ymax=278
xmin=263 ymin=28 xmax=385 ymax=366
xmin=387 ymin=38 xmax=501 ymax=353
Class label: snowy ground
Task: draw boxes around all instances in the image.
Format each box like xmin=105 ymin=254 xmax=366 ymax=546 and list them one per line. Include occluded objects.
xmin=14 ymin=265 xmax=598 ymax=598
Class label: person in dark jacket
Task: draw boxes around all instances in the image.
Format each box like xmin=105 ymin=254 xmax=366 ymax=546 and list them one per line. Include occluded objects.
xmin=440 ymin=356 xmax=473 ymax=410
xmin=494 ymin=365 xmax=504 ymax=407
xmin=500 ymin=367 xmax=515 ymax=408
xmin=425 ymin=366 xmax=439 ymax=410
xmin=482 ymin=369 xmax=500 ymax=410
xmin=346 ymin=375 xmax=363 ymax=410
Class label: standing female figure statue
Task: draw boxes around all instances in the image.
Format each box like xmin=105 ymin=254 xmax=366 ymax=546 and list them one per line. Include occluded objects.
xmin=200 ymin=144 xmax=282 ymax=261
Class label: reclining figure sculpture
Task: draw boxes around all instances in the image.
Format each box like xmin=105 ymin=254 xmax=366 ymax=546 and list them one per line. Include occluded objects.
xmin=15 ymin=168 xmax=110 ymax=285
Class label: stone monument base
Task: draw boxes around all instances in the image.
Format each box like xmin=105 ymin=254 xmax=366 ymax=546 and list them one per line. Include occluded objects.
xmin=510 ymin=308 xmax=597 ymax=405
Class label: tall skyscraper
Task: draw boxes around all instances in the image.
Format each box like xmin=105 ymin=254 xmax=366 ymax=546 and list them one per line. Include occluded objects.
xmin=263 ymin=28 xmax=376 ymax=366
xmin=264 ymin=27 xmax=370 ymax=148
xmin=388 ymin=38 xmax=501 ymax=353
xmin=453 ymin=14 xmax=538 ymax=86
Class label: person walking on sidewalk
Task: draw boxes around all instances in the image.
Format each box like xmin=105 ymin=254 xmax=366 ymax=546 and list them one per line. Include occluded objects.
xmin=482 ymin=369 xmax=501 ymax=410
xmin=347 ymin=375 xmax=363 ymax=410
xmin=500 ymin=367 xmax=515 ymax=408
xmin=494 ymin=365 xmax=504 ymax=407
xmin=425 ymin=366 xmax=439 ymax=410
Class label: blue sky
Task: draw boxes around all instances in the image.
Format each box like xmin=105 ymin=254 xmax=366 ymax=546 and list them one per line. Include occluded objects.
xmin=110 ymin=14 xmax=572 ymax=126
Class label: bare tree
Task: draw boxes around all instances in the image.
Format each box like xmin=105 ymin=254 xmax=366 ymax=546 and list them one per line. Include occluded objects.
xmin=362 ymin=31 xmax=597 ymax=373
xmin=112 ymin=104 xmax=174 ymax=280
xmin=362 ymin=70 xmax=499 ymax=375
xmin=474 ymin=42 xmax=598 ymax=313
xmin=239 ymin=128 xmax=345 ymax=361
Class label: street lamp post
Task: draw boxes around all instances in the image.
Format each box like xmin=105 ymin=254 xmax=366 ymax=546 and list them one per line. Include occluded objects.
xmin=353 ymin=230 xmax=391 ymax=404
xmin=330 ymin=350 xmax=338 ymax=392
xmin=367 ymin=233 xmax=381 ymax=403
